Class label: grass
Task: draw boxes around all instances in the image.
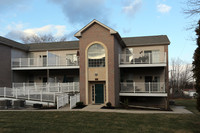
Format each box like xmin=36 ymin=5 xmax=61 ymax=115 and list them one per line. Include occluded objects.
xmin=0 ymin=99 xmax=200 ymax=133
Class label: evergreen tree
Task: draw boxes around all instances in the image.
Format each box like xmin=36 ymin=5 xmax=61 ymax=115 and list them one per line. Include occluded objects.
xmin=193 ymin=20 xmax=200 ymax=111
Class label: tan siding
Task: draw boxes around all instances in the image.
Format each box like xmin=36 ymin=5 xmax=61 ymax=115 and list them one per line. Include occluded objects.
xmin=88 ymin=67 xmax=106 ymax=81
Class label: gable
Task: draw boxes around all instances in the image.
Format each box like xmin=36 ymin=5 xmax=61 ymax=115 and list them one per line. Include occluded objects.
xmin=74 ymin=19 xmax=117 ymax=38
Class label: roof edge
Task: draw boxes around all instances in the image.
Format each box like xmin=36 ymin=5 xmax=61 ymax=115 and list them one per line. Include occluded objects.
xmin=0 ymin=36 xmax=29 ymax=51
xmin=74 ymin=19 xmax=118 ymax=38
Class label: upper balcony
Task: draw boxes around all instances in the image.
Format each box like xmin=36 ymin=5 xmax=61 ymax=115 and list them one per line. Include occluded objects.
xmin=119 ymin=52 xmax=167 ymax=68
xmin=12 ymin=56 xmax=79 ymax=70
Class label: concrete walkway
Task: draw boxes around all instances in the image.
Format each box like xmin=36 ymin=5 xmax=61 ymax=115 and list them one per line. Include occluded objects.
xmin=66 ymin=105 xmax=193 ymax=114
xmin=0 ymin=104 xmax=193 ymax=114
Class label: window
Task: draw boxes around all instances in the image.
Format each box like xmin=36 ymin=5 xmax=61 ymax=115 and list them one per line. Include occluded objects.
xmin=66 ymin=54 xmax=77 ymax=65
xmin=88 ymin=44 xmax=105 ymax=67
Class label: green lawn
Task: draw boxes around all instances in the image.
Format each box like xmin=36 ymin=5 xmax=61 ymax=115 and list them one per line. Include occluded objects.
xmin=0 ymin=99 xmax=200 ymax=133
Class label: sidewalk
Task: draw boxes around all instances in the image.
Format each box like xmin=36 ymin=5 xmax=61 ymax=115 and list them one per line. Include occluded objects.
xmin=0 ymin=104 xmax=193 ymax=114
xmin=66 ymin=105 xmax=193 ymax=114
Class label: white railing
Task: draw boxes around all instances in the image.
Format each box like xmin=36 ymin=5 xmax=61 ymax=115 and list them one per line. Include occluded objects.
xmin=57 ymin=93 xmax=69 ymax=109
xmin=120 ymin=82 xmax=165 ymax=93
xmin=0 ymin=87 xmax=56 ymax=103
xmin=12 ymin=82 xmax=80 ymax=93
xmin=70 ymin=93 xmax=80 ymax=109
xmin=12 ymin=56 xmax=79 ymax=68
xmin=119 ymin=52 xmax=166 ymax=65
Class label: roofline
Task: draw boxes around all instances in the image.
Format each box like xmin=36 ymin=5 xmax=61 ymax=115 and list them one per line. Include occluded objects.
xmin=122 ymin=35 xmax=167 ymax=38
xmin=74 ymin=19 xmax=118 ymax=38
xmin=28 ymin=47 xmax=79 ymax=52
xmin=126 ymin=42 xmax=170 ymax=47
xmin=0 ymin=36 xmax=28 ymax=51
xmin=74 ymin=19 xmax=126 ymax=48
xmin=26 ymin=40 xmax=79 ymax=45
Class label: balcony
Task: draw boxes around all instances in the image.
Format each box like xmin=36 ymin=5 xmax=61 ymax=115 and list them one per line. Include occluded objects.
xmin=119 ymin=52 xmax=166 ymax=67
xmin=120 ymin=82 xmax=167 ymax=97
xmin=12 ymin=82 xmax=80 ymax=93
xmin=12 ymin=56 xmax=79 ymax=70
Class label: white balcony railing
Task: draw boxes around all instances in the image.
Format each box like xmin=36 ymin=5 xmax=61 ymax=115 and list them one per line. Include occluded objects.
xmin=12 ymin=82 xmax=80 ymax=93
xmin=0 ymin=82 xmax=80 ymax=107
xmin=119 ymin=52 xmax=166 ymax=65
xmin=12 ymin=57 xmax=79 ymax=68
xmin=120 ymin=82 xmax=165 ymax=93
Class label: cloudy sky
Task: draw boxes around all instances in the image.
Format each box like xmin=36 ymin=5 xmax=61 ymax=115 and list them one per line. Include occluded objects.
xmin=0 ymin=0 xmax=198 ymax=64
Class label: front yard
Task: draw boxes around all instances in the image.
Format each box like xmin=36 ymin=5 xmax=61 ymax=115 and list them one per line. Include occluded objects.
xmin=0 ymin=99 xmax=200 ymax=133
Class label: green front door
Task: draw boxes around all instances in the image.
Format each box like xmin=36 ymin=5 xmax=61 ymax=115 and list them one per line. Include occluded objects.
xmin=95 ymin=84 xmax=104 ymax=104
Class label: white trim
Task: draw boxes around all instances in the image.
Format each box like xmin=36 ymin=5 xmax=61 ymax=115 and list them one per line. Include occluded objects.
xmin=119 ymin=64 xmax=166 ymax=68
xmin=12 ymin=66 xmax=79 ymax=70
xmin=119 ymin=93 xmax=168 ymax=97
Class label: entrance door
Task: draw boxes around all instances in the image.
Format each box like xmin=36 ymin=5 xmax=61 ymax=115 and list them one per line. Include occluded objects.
xmin=95 ymin=84 xmax=104 ymax=104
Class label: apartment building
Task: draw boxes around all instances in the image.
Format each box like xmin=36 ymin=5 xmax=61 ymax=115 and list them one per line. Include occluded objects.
xmin=0 ymin=20 xmax=170 ymax=109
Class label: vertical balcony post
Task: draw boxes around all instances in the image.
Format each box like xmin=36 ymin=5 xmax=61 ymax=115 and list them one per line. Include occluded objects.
xmin=149 ymin=53 xmax=151 ymax=64
xmin=28 ymin=88 xmax=30 ymax=100
xmin=46 ymin=82 xmax=49 ymax=92
xmin=4 ymin=87 xmax=6 ymax=98
xmin=28 ymin=58 xmax=30 ymax=67
xmin=119 ymin=54 xmax=121 ymax=65
xmin=56 ymin=56 xmax=58 ymax=66
xmin=133 ymin=82 xmax=135 ymax=93
xmin=54 ymin=93 xmax=56 ymax=103
xmin=46 ymin=51 xmax=48 ymax=67
xmin=73 ymin=82 xmax=75 ymax=92
xmin=40 ymin=90 xmax=43 ymax=102
xmin=19 ymin=58 xmax=21 ymax=67
xmin=34 ymin=82 xmax=37 ymax=91
xmin=57 ymin=96 xmax=59 ymax=109
xmin=149 ymin=82 xmax=151 ymax=93
xmin=36 ymin=58 xmax=38 ymax=67
xmin=23 ymin=82 xmax=25 ymax=96
xmin=16 ymin=88 xmax=18 ymax=99
xmin=163 ymin=82 xmax=165 ymax=93
xmin=58 ymin=82 xmax=60 ymax=92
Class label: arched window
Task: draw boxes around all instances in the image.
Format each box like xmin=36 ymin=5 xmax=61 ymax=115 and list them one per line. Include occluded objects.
xmin=88 ymin=44 xmax=105 ymax=67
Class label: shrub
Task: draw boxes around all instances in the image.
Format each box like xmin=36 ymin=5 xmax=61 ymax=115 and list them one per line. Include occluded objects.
xmin=124 ymin=98 xmax=129 ymax=109
xmin=76 ymin=102 xmax=84 ymax=108
xmin=193 ymin=93 xmax=198 ymax=99
xmin=106 ymin=102 xmax=112 ymax=108
xmin=33 ymin=104 xmax=43 ymax=108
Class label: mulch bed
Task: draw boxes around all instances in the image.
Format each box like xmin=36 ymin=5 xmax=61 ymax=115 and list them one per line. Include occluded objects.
xmin=73 ymin=105 xmax=87 ymax=109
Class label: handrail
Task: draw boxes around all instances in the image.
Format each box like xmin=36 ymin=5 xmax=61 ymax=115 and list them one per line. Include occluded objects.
xmin=119 ymin=52 xmax=166 ymax=64
xmin=12 ymin=56 xmax=79 ymax=68
xmin=120 ymin=82 xmax=166 ymax=93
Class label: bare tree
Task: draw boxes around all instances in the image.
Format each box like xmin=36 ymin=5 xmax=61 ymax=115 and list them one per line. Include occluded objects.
xmin=170 ymin=58 xmax=193 ymax=98
xmin=184 ymin=0 xmax=200 ymax=17
xmin=21 ymin=33 xmax=67 ymax=44
xmin=184 ymin=0 xmax=200 ymax=111
xmin=183 ymin=0 xmax=200 ymax=30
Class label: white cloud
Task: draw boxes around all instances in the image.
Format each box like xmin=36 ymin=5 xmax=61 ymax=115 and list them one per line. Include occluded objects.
xmin=122 ymin=0 xmax=142 ymax=16
xmin=23 ymin=25 xmax=67 ymax=37
xmin=157 ymin=4 xmax=171 ymax=13
xmin=5 ymin=23 xmax=68 ymax=42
